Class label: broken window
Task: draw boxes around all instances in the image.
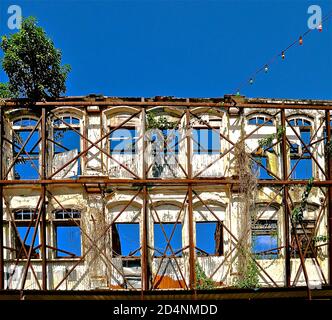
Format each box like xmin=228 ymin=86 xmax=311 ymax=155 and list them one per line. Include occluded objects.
xmin=248 ymin=115 xmax=273 ymax=125
xmin=149 ymin=129 xmax=180 ymax=178
xmin=54 ymin=210 xmax=81 ymax=258
xmin=112 ymin=223 xmax=140 ymax=257
xmin=13 ymin=209 xmax=40 ymax=259
xmin=110 ymin=128 xmax=137 ymax=155
xmin=154 ymin=223 xmax=182 ymax=257
xmin=196 ymin=221 xmax=223 ymax=256
xmin=253 ymin=155 xmax=274 ymax=179
xmin=289 ymin=118 xmax=313 ymax=179
xmin=291 ymin=220 xmax=316 ymax=258
xmin=53 ymin=115 xmax=81 ymax=178
xmin=12 ymin=118 xmax=40 ymax=180
xmin=193 ymin=128 xmax=220 ymax=155
xmin=252 ymin=220 xmax=278 ymax=259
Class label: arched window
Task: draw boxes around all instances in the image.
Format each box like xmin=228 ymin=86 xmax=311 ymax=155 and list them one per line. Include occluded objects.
xmin=52 ymin=114 xmax=82 ymax=179
xmin=288 ymin=117 xmax=313 ymax=179
xmin=12 ymin=117 xmax=40 ymax=180
xmin=248 ymin=115 xmax=273 ymax=125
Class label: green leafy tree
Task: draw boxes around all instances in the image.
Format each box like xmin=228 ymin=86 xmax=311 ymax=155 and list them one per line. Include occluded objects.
xmin=1 ymin=17 xmax=70 ymax=101
xmin=0 ymin=82 xmax=17 ymax=98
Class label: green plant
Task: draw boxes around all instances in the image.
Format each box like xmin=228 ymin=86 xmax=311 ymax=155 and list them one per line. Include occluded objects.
xmin=235 ymin=257 xmax=260 ymax=289
xmin=1 ymin=17 xmax=70 ymax=101
xmin=195 ymin=263 xmax=215 ymax=290
xmin=258 ymin=126 xmax=285 ymax=149
xmin=0 ymin=82 xmax=17 ymax=98
xmin=291 ymin=177 xmax=314 ymax=223
xmin=313 ymin=235 xmax=328 ymax=243
xmin=146 ymin=112 xmax=177 ymax=130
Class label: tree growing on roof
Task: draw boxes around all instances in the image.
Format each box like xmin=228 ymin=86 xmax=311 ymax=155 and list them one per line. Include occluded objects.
xmin=0 ymin=82 xmax=17 ymax=99
xmin=0 ymin=17 xmax=70 ymax=101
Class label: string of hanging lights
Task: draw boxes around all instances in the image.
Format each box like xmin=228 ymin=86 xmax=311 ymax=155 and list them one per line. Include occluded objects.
xmin=235 ymin=11 xmax=332 ymax=95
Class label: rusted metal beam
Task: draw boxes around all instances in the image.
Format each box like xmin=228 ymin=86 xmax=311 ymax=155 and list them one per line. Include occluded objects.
xmin=141 ymin=186 xmax=149 ymax=290
xmin=4 ymin=178 xmax=332 ymax=186
xmin=326 ymin=110 xmax=332 ymax=285
xmin=186 ymin=108 xmax=195 ymax=289
xmin=0 ymin=106 xmax=4 ymax=289
xmin=40 ymin=107 xmax=47 ymax=290
xmin=281 ymin=109 xmax=291 ymax=287
xmin=141 ymin=108 xmax=149 ymax=291
xmin=2 ymin=99 xmax=332 ymax=110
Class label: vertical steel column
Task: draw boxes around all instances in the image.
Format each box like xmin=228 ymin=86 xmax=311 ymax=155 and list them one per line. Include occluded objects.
xmin=141 ymin=108 xmax=149 ymax=290
xmin=186 ymin=108 xmax=195 ymax=289
xmin=40 ymin=107 xmax=47 ymax=290
xmin=325 ymin=110 xmax=332 ymax=284
xmin=0 ymin=106 xmax=4 ymax=289
xmin=281 ymin=108 xmax=291 ymax=287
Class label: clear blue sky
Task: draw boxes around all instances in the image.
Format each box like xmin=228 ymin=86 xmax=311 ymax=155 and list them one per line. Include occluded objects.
xmin=0 ymin=0 xmax=331 ymax=100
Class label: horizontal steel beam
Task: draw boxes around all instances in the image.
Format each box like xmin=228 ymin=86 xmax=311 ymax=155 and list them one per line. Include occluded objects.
xmin=1 ymin=178 xmax=332 ymax=186
xmin=1 ymin=286 xmax=332 ymax=300
xmin=2 ymin=100 xmax=332 ymax=110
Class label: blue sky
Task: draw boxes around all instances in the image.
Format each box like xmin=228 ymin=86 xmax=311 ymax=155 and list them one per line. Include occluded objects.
xmin=0 ymin=0 xmax=332 ymax=100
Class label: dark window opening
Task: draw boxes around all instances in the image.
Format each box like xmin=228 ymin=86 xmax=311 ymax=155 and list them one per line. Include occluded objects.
xmin=193 ymin=128 xmax=221 ymax=155
xmin=252 ymin=220 xmax=278 ymax=259
xmin=112 ymin=223 xmax=140 ymax=257
xmin=154 ymin=223 xmax=182 ymax=257
xmin=196 ymin=221 xmax=223 ymax=256
xmin=291 ymin=220 xmax=316 ymax=258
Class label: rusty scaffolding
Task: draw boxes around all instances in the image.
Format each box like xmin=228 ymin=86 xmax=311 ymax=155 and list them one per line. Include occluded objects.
xmin=0 ymin=95 xmax=332 ymax=299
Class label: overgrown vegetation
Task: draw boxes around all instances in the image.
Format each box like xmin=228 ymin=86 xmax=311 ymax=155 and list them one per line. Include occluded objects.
xmin=0 ymin=82 xmax=17 ymax=99
xmin=258 ymin=126 xmax=285 ymax=149
xmin=146 ymin=111 xmax=177 ymax=130
xmin=1 ymin=16 xmax=70 ymax=101
xmin=313 ymin=235 xmax=329 ymax=243
xmin=234 ymin=256 xmax=260 ymax=289
xmin=291 ymin=177 xmax=314 ymax=223
xmin=195 ymin=263 xmax=215 ymax=290
xmin=234 ymin=119 xmax=260 ymax=289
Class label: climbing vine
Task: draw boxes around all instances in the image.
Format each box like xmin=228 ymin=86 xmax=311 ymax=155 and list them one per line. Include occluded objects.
xmin=235 ymin=255 xmax=260 ymax=289
xmin=291 ymin=177 xmax=314 ymax=223
xmin=195 ymin=263 xmax=215 ymax=290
